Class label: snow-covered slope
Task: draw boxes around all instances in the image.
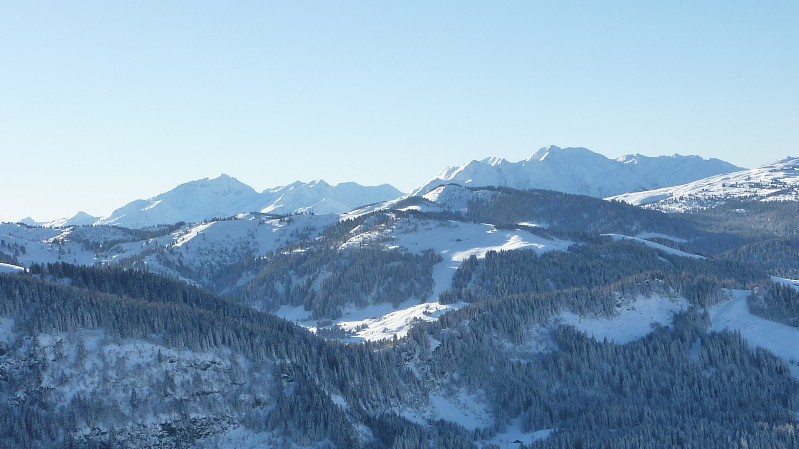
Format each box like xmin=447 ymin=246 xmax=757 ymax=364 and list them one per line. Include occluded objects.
xmin=19 ymin=211 xmax=101 ymax=228
xmin=0 ymin=262 xmax=25 ymax=273
xmin=602 ymin=234 xmax=704 ymax=259
xmin=97 ymin=174 xmax=262 ymax=228
xmin=142 ymin=214 xmax=338 ymax=285
xmin=260 ymin=180 xmax=401 ymax=215
xmin=560 ymin=294 xmax=690 ymax=344
xmin=94 ymin=175 xmax=403 ymax=228
xmin=412 ymin=146 xmax=741 ymax=198
xmin=709 ymin=289 xmax=799 ymax=379
xmin=609 ymin=157 xmax=799 ymax=212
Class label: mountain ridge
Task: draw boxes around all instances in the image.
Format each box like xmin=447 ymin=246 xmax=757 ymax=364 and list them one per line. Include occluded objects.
xmin=18 ymin=146 xmax=744 ymax=228
xmin=413 ymin=145 xmax=742 ymax=198
xmin=24 ymin=175 xmax=404 ymax=229
xmin=609 ymin=156 xmax=799 ymax=212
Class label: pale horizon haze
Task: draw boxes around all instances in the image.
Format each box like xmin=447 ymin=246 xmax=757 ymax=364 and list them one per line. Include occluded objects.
xmin=1 ymin=2 xmax=797 ymax=222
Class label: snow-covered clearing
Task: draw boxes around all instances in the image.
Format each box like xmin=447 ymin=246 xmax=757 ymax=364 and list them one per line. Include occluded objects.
xmin=709 ymin=290 xmax=799 ymax=379
xmin=478 ymin=418 xmax=553 ymax=448
xmin=396 ymin=203 xmax=445 ymax=213
xmin=635 ymin=232 xmax=687 ymax=243
xmin=195 ymin=426 xmax=332 ymax=449
xmin=518 ymin=221 xmax=545 ymax=228
xmin=0 ymin=262 xmax=24 ymax=273
xmin=399 ymin=387 xmax=493 ymax=432
xmin=275 ymin=299 xmax=468 ymax=342
xmin=0 ymin=317 xmax=15 ymax=343
xmin=560 ymin=295 xmax=689 ymax=344
xmin=603 ymin=233 xmax=704 ymax=259
xmin=428 ymin=389 xmax=493 ymax=430
xmin=173 ymin=222 xmax=216 ymax=247
xmin=336 ymin=301 xmax=467 ymax=341
xmin=389 ymin=219 xmax=571 ymax=300
xmin=770 ymin=276 xmax=799 ymax=291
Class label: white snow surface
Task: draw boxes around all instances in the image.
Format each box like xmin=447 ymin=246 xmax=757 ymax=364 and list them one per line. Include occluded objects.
xmin=635 ymin=232 xmax=687 ymax=243
xmin=0 ymin=223 xmax=101 ymax=266
xmin=427 ymin=389 xmax=493 ymax=430
xmin=0 ymin=262 xmax=24 ymax=273
xmin=195 ymin=426 xmax=332 ymax=449
xmin=22 ymin=211 xmax=101 ymax=228
xmin=338 ymin=300 xmax=467 ymax=341
xmin=90 ymin=175 xmax=402 ymax=228
xmin=381 ymin=218 xmax=572 ymax=301
xmin=603 ymin=234 xmax=704 ymax=259
xmin=0 ymin=215 xmax=336 ymax=280
xmin=770 ymin=276 xmax=799 ymax=291
xmin=709 ymin=290 xmax=799 ymax=379
xmin=0 ymin=317 xmax=14 ymax=343
xmin=411 ymin=145 xmax=740 ymax=198
xmin=478 ymin=418 xmax=553 ymax=448
xmin=398 ymin=387 xmax=493 ymax=432
xmin=610 ymin=157 xmax=799 ymax=212
xmin=420 ymin=184 xmax=480 ymax=212
xmin=559 ymin=294 xmax=690 ymax=344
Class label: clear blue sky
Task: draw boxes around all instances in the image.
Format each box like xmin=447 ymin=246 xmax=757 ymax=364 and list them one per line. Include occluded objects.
xmin=1 ymin=1 xmax=797 ymax=222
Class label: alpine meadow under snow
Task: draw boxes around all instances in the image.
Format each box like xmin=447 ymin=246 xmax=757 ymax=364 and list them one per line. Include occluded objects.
xmin=4 ymin=148 xmax=799 ymax=448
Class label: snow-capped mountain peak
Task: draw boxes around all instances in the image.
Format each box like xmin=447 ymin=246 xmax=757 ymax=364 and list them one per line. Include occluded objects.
xmin=479 ymin=156 xmax=507 ymax=166
xmin=616 ymin=153 xmax=643 ymax=164
xmin=18 ymin=211 xmax=101 ymax=229
xmin=96 ymin=175 xmax=261 ymax=228
xmin=173 ymin=173 xmax=257 ymax=196
xmin=411 ymin=146 xmax=742 ymax=198
xmin=528 ymin=144 xmax=563 ymax=161
xmin=91 ymin=176 xmax=403 ymax=228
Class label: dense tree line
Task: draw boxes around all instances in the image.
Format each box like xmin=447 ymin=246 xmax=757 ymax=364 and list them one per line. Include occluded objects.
xmin=236 ymin=247 xmax=440 ymax=319
xmin=749 ymin=282 xmax=799 ymax=328
xmin=63 ymin=222 xmax=186 ymax=253
xmin=464 ymin=187 xmax=697 ymax=237
xmin=441 ymin=239 xmax=764 ymax=305
xmin=723 ymin=238 xmax=799 ymax=279
xmin=687 ymin=200 xmax=799 ymax=239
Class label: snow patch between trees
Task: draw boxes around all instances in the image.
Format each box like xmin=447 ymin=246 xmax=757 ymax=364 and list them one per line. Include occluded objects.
xmin=0 ymin=262 xmax=24 ymax=273
xmin=603 ymin=234 xmax=703 ymax=259
xmin=559 ymin=294 xmax=690 ymax=344
xmin=709 ymin=289 xmax=799 ymax=379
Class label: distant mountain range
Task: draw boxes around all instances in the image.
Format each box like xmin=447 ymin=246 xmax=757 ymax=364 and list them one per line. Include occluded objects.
xmin=23 ymin=176 xmax=402 ymax=229
xmin=18 ymin=146 xmax=748 ymax=228
xmin=609 ymin=157 xmax=799 ymax=212
xmin=410 ymin=145 xmax=742 ymax=198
